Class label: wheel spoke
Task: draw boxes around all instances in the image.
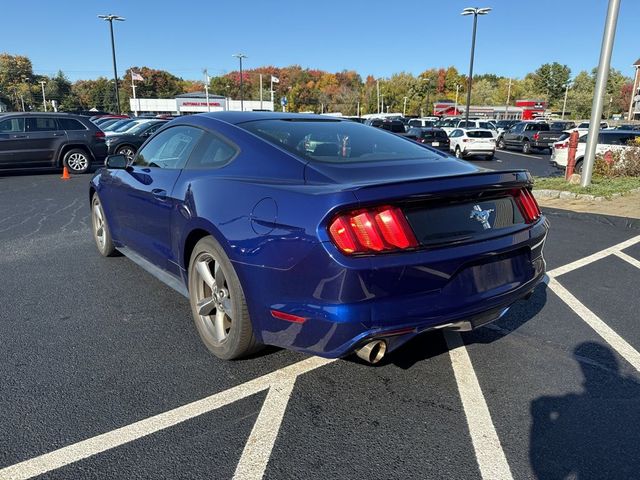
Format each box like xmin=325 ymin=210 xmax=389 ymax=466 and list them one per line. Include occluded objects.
xmin=221 ymin=298 xmax=233 ymax=320
xmin=196 ymin=259 xmax=215 ymax=289
xmin=214 ymin=310 xmax=227 ymax=341
xmin=214 ymin=261 xmax=225 ymax=288
xmin=197 ymin=296 xmax=216 ymax=316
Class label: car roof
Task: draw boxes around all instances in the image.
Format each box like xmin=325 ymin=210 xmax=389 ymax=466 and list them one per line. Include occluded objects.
xmin=0 ymin=112 xmax=85 ymax=118
xmin=190 ymin=111 xmax=346 ymax=125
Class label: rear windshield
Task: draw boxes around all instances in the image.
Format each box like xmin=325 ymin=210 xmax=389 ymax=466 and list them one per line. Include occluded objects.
xmin=240 ymin=119 xmax=438 ymax=163
xmin=467 ymin=130 xmax=494 ymax=138
xmin=423 ymin=130 xmax=448 ymax=140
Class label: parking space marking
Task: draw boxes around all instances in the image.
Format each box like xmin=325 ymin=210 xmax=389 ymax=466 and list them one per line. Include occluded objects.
xmin=0 ymin=356 xmax=335 ymax=480
xmin=547 ymin=234 xmax=640 ymax=278
xmin=496 ymin=151 xmax=544 ymax=160
xmin=444 ymin=331 xmax=514 ymax=480
xmin=233 ymin=377 xmax=297 ymax=480
xmin=615 ymin=251 xmax=640 ymax=270
xmin=548 ymin=277 xmax=640 ymax=372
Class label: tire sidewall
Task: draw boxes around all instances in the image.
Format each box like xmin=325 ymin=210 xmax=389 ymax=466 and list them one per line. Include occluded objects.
xmin=522 ymin=142 xmax=531 ymax=154
xmin=91 ymin=194 xmax=115 ymax=256
xmin=64 ymin=148 xmax=90 ymax=174
xmin=188 ymin=236 xmax=252 ymax=360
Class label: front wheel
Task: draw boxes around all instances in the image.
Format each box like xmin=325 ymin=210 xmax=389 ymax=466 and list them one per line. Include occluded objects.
xmin=522 ymin=141 xmax=531 ymax=154
xmin=91 ymin=194 xmax=117 ymax=257
xmin=64 ymin=148 xmax=91 ymax=174
xmin=455 ymin=146 xmax=463 ymax=159
xmin=498 ymin=138 xmax=506 ymax=150
xmin=188 ymin=236 xmax=260 ymax=360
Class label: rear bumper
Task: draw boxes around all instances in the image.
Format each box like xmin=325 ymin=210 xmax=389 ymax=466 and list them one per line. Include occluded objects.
xmin=239 ymin=217 xmax=548 ymax=358
xmin=463 ymin=147 xmax=495 ymax=156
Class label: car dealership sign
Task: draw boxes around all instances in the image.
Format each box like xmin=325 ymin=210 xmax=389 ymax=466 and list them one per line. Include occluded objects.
xmin=176 ymin=97 xmax=226 ymax=112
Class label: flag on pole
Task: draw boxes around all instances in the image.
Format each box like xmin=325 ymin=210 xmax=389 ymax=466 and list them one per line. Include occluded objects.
xmin=131 ymin=72 xmax=144 ymax=82
xmin=271 ymin=76 xmax=280 ymax=83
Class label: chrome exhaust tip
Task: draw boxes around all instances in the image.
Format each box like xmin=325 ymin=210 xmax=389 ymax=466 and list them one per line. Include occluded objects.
xmin=355 ymin=340 xmax=387 ymax=364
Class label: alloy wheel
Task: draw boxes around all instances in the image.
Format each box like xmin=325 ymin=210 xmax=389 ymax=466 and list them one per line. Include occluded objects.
xmin=67 ymin=152 xmax=88 ymax=171
xmin=92 ymin=202 xmax=105 ymax=250
xmin=193 ymin=253 xmax=233 ymax=344
xmin=117 ymin=147 xmax=135 ymax=162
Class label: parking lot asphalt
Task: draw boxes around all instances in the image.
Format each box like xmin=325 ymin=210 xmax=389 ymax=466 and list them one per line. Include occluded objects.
xmin=479 ymin=149 xmax=560 ymax=178
xmin=1 ymin=172 xmax=639 ymax=480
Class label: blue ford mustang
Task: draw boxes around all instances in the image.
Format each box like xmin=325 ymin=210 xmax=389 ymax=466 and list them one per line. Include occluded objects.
xmin=90 ymin=112 xmax=547 ymax=363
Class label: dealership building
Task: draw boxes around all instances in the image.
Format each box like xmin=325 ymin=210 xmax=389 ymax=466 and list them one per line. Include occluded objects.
xmin=129 ymin=92 xmax=274 ymax=115
xmin=433 ymin=99 xmax=547 ymax=120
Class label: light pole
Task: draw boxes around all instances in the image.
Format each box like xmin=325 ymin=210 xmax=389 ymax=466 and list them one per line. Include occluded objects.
xmin=98 ymin=14 xmax=125 ymax=114
xmin=627 ymin=62 xmax=640 ymax=121
xmin=39 ymin=80 xmax=47 ymax=111
xmin=461 ymin=7 xmax=491 ymax=125
xmin=403 ymin=96 xmax=408 ymax=116
xmin=232 ymin=53 xmax=247 ymax=111
xmin=454 ymin=84 xmax=460 ymax=117
xmin=561 ymin=80 xmax=571 ymax=120
xmin=581 ymin=0 xmax=621 ymax=187
xmin=504 ymin=78 xmax=512 ymax=120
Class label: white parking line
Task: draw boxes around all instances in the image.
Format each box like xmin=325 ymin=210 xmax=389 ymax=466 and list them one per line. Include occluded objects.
xmin=547 ymin=277 xmax=640 ymax=372
xmin=496 ymin=150 xmax=544 ymax=160
xmin=615 ymin=251 xmax=640 ymax=270
xmin=233 ymin=378 xmax=297 ymax=480
xmin=444 ymin=331 xmax=514 ymax=480
xmin=0 ymin=356 xmax=335 ymax=480
xmin=548 ymin=234 xmax=640 ymax=277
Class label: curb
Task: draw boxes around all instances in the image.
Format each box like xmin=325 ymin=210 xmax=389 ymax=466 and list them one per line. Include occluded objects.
xmin=533 ymin=187 xmax=640 ymax=202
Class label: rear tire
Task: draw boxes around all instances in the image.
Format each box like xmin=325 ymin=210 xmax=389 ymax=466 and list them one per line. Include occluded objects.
xmin=63 ymin=148 xmax=91 ymax=174
xmin=188 ymin=236 xmax=260 ymax=360
xmin=522 ymin=141 xmax=531 ymax=154
xmin=455 ymin=146 xmax=463 ymax=159
xmin=498 ymin=137 xmax=506 ymax=150
xmin=575 ymin=160 xmax=584 ymax=174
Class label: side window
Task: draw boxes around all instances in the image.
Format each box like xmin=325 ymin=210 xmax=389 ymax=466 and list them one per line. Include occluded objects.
xmin=0 ymin=117 xmax=25 ymax=133
xmin=133 ymin=126 xmax=203 ymax=169
xmin=185 ymin=133 xmax=239 ymax=170
xmin=26 ymin=117 xmax=59 ymax=132
xmin=58 ymin=118 xmax=87 ymax=131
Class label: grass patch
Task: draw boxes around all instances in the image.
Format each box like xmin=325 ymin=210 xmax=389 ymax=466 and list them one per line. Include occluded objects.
xmin=533 ymin=176 xmax=640 ymax=198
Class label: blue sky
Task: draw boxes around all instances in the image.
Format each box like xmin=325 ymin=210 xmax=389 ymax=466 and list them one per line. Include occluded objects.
xmin=3 ymin=0 xmax=639 ymax=81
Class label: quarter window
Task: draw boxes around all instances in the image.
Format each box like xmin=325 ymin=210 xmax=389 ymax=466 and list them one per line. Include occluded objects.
xmin=133 ymin=126 xmax=203 ymax=169
xmin=58 ymin=118 xmax=86 ymax=131
xmin=185 ymin=133 xmax=238 ymax=170
xmin=0 ymin=117 xmax=25 ymax=133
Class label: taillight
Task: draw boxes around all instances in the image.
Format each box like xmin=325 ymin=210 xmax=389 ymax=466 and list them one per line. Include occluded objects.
xmin=328 ymin=206 xmax=418 ymax=255
xmin=513 ymin=188 xmax=541 ymax=223
xmin=533 ymin=133 xmax=540 ymax=141
xmin=95 ymin=130 xmax=106 ymax=141
xmin=554 ymin=141 xmax=567 ymax=149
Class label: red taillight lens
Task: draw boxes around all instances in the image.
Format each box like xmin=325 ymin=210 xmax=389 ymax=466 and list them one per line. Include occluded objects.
xmin=514 ymin=188 xmax=541 ymax=223
xmin=554 ymin=142 xmax=567 ymax=149
xmin=533 ymin=133 xmax=540 ymax=141
xmin=95 ymin=130 xmax=106 ymax=140
xmin=328 ymin=206 xmax=418 ymax=255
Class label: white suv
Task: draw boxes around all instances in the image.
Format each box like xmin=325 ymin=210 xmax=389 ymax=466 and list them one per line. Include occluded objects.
xmin=449 ymin=128 xmax=497 ymax=160
xmin=442 ymin=119 xmax=498 ymax=137
xmin=550 ymin=130 xmax=640 ymax=173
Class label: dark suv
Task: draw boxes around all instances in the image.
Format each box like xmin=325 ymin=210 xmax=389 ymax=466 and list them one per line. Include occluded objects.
xmin=0 ymin=113 xmax=108 ymax=174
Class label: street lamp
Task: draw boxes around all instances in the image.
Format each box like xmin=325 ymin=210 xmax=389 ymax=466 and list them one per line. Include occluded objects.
xmin=98 ymin=14 xmax=125 ymax=114
xmin=232 ymin=53 xmax=248 ymax=111
xmin=461 ymin=7 xmax=491 ymax=124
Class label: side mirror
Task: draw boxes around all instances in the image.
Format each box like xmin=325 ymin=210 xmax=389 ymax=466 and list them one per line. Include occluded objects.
xmin=105 ymin=154 xmax=128 ymax=169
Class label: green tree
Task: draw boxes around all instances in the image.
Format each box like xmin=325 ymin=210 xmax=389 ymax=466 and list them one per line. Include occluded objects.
xmin=532 ymin=62 xmax=571 ymax=107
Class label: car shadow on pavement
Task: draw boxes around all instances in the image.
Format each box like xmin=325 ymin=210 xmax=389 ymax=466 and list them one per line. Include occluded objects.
xmin=530 ymin=341 xmax=640 ymax=479
xmin=366 ymin=282 xmax=549 ymax=370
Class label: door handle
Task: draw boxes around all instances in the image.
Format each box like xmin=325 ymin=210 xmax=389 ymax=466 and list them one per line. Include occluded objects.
xmin=11 ymin=135 xmax=26 ymax=139
xmin=151 ymin=188 xmax=167 ymax=200
xmin=53 ymin=133 xmax=65 ymax=137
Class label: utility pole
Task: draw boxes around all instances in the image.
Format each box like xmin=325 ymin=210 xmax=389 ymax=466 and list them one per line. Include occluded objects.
xmin=98 ymin=14 xmax=125 ymax=114
xmin=504 ymin=78 xmax=512 ymax=120
xmin=581 ymin=0 xmax=621 ymax=187
xmin=39 ymin=80 xmax=47 ymax=112
xmin=203 ymin=69 xmax=211 ymax=112
xmin=454 ymin=84 xmax=460 ymax=117
xmin=381 ymin=94 xmax=384 ymax=114
xmin=232 ymin=53 xmax=247 ymax=111
xmin=259 ymin=74 xmax=263 ymax=110
xmin=403 ymin=96 xmax=408 ymax=116
xmin=376 ymin=80 xmax=380 ymax=114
